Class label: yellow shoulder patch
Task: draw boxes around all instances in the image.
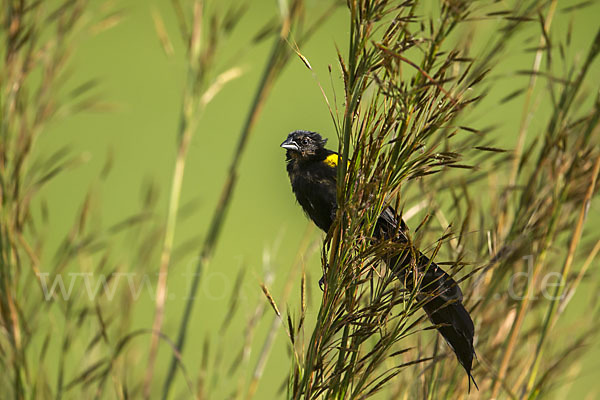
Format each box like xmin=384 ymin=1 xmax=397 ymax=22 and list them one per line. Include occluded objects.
xmin=324 ymin=154 xmax=339 ymax=168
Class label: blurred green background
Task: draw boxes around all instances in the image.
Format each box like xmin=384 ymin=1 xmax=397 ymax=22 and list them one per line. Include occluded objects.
xmin=29 ymin=0 xmax=600 ymax=398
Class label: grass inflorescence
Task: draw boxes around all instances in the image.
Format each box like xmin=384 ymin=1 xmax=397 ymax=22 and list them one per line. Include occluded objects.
xmin=284 ymin=0 xmax=600 ymax=399
xmin=1 ymin=0 xmax=598 ymax=399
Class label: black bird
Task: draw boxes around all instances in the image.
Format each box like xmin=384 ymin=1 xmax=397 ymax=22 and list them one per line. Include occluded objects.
xmin=280 ymin=129 xmax=477 ymax=389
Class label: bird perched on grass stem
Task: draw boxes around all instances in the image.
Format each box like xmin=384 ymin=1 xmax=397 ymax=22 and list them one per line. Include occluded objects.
xmin=280 ymin=129 xmax=477 ymax=389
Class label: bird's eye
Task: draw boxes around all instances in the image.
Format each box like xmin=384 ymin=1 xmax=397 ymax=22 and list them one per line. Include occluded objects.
xmin=301 ymin=138 xmax=309 ymax=145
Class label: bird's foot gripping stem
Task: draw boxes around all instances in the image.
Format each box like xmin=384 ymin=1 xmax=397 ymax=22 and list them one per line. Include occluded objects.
xmin=318 ymin=262 xmax=330 ymax=291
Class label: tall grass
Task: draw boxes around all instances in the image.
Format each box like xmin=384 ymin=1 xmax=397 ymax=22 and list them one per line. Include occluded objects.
xmin=0 ymin=0 xmax=338 ymax=398
xmin=1 ymin=0 xmax=598 ymax=399
xmin=158 ymin=0 xmax=338 ymax=398
xmin=0 ymin=2 xmax=128 ymax=398
xmin=143 ymin=1 xmax=245 ymax=395
xmin=283 ymin=0 xmax=600 ymax=398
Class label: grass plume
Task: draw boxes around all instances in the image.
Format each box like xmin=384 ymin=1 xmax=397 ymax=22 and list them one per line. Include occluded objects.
xmin=285 ymin=0 xmax=600 ymax=398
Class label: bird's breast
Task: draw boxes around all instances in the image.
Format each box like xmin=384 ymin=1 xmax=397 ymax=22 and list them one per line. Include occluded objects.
xmin=286 ymin=161 xmax=337 ymax=232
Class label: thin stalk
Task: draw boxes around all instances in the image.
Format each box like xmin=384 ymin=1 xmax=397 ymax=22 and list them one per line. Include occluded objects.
xmin=564 ymin=239 xmax=600 ymax=308
xmin=506 ymin=0 xmax=557 ymax=189
xmin=297 ymin=224 xmax=343 ymax=399
xmin=490 ymin=200 xmax=562 ymax=398
xmin=143 ymin=2 xmax=204 ymax=397
xmin=525 ymin=155 xmax=600 ymax=395
xmin=161 ymin=30 xmax=294 ymax=400
xmin=246 ymin=226 xmax=316 ymax=400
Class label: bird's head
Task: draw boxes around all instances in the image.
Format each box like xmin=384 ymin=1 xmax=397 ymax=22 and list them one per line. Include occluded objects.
xmin=280 ymin=130 xmax=328 ymax=159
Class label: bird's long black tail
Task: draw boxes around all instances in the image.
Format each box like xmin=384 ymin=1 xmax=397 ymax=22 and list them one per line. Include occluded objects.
xmin=376 ymin=208 xmax=477 ymax=389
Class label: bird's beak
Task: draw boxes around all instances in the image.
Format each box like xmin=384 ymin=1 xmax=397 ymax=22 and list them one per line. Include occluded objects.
xmin=280 ymin=137 xmax=299 ymax=151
